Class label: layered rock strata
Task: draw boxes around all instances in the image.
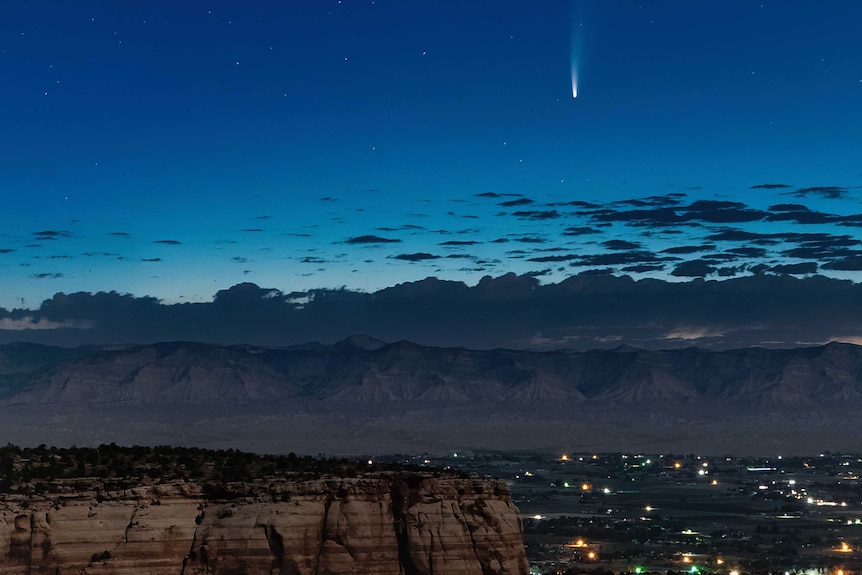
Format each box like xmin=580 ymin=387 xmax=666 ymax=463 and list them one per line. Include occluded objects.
xmin=0 ymin=475 xmax=528 ymax=575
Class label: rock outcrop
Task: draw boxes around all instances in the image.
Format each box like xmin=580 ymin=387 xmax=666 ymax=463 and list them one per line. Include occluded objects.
xmin=0 ymin=475 xmax=528 ymax=575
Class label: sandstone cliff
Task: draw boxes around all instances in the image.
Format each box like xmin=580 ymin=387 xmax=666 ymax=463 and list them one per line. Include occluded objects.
xmin=0 ymin=475 xmax=528 ymax=575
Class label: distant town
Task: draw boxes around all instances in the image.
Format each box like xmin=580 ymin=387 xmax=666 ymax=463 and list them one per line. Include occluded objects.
xmin=382 ymin=451 xmax=862 ymax=575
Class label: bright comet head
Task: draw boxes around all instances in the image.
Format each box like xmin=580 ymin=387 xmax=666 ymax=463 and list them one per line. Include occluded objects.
xmin=571 ymin=67 xmax=578 ymax=99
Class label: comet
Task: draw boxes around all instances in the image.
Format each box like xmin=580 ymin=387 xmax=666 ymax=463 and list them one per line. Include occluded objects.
xmin=570 ymin=13 xmax=580 ymax=99
xmin=571 ymin=66 xmax=578 ymax=99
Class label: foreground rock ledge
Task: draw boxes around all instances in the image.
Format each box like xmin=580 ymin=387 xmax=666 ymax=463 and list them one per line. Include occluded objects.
xmin=0 ymin=474 xmax=528 ymax=575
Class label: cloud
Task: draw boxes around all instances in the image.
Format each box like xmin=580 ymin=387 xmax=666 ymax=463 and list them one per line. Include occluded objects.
xmin=769 ymin=262 xmax=818 ymax=275
xmin=0 ymin=317 xmax=91 ymax=331
xmin=750 ymin=183 xmax=791 ymax=189
xmin=577 ymin=268 xmax=615 ymax=276
xmin=498 ymin=198 xmax=534 ymax=207
xmin=527 ymin=254 xmax=578 ymax=263
xmin=716 ymin=266 xmax=743 ymax=277
xmin=671 ymin=260 xmax=717 ymax=277
xmin=786 ymin=186 xmax=848 ymax=199
xmin=620 ymin=264 xmax=665 ymax=273
xmin=603 ymin=239 xmax=641 ymax=250
xmin=7 ymin=274 xmax=862 ymax=351
xmin=591 ymin=206 xmax=683 ymax=226
xmin=561 ymin=226 xmax=602 ymax=236
xmin=154 ymin=240 xmax=182 ymax=245
xmin=680 ymin=200 xmax=766 ymax=223
xmin=511 ymin=210 xmax=561 ymax=220
xmin=547 ymin=200 xmax=600 ymax=208
xmin=706 ymin=229 xmax=775 ymax=242
xmin=30 ymin=273 xmax=64 ymax=279
xmin=344 ymin=235 xmax=401 ymax=244
xmin=781 ymin=234 xmax=862 ymax=260
xmin=377 ymin=225 xmax=425 ymax=231
xmin=768 ymin=203 xmax=808 ymax=211
xmin=701 ymin=253 xmax=738 ymax=263
xmin=511 ymin=237 xmax=546 ymax=244
xmin=821 ymin=256 xmax=862 ymax=271
xmin=587 ymin=198 xmax=786 ymax=229
xmin=764 ymin=209 xmax=836 ymax=225
xmin=665 ymin=325 xmax=726 ymax=340
xmin=573 ymin=251 xmax=670 ymax=267
xmin=727 ymin=247 xmax=767 ymax=258
xmin=439 ymin=240 xmax=480 ymax=246
xmin=613 ymin=194 xmax=684 ymax=207
xmin=33 ymin=230 xmax=72 ymax=240
xmin=391 ymin=253 xmax=440 ymax=261
xmin=661 ymin=245 xmax=715 ymax=255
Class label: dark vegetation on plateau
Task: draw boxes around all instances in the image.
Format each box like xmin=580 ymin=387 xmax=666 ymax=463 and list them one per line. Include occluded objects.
xmin=0 ymin=443 xmax=440 ymax=497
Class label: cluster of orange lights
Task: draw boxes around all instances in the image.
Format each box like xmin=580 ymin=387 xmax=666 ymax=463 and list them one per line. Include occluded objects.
xmin=837 ymin=541 xmax=853 ymax=553
xmin=566 ymin=539 xmax=596 ymax=560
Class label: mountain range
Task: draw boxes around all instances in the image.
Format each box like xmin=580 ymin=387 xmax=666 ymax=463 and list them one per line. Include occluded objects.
xmin=1 ymin=337 xmax=860 ymax=455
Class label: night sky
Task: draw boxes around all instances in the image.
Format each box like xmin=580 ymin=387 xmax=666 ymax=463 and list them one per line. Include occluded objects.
xmin=2 ymin=1 xmax=862 ymax=348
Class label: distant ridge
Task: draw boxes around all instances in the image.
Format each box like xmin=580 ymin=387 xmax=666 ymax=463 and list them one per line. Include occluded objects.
xmin=2 ymin=338 xmax=861 ymax=407
xmin=334 ymin=334 xmax=388 ymax=351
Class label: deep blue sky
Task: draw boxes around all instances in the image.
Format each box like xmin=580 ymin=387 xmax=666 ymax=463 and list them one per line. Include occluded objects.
xmin=2 ymin=1 xmax=862 ymax=310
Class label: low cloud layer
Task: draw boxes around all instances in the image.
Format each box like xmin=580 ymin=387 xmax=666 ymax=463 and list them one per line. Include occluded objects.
xmin=3 ymin=274 xmax=862 ymax=351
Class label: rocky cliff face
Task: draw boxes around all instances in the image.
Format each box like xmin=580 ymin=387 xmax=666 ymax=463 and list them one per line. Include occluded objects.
xmin=0 ymin=475 xmax=528 ymax=575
